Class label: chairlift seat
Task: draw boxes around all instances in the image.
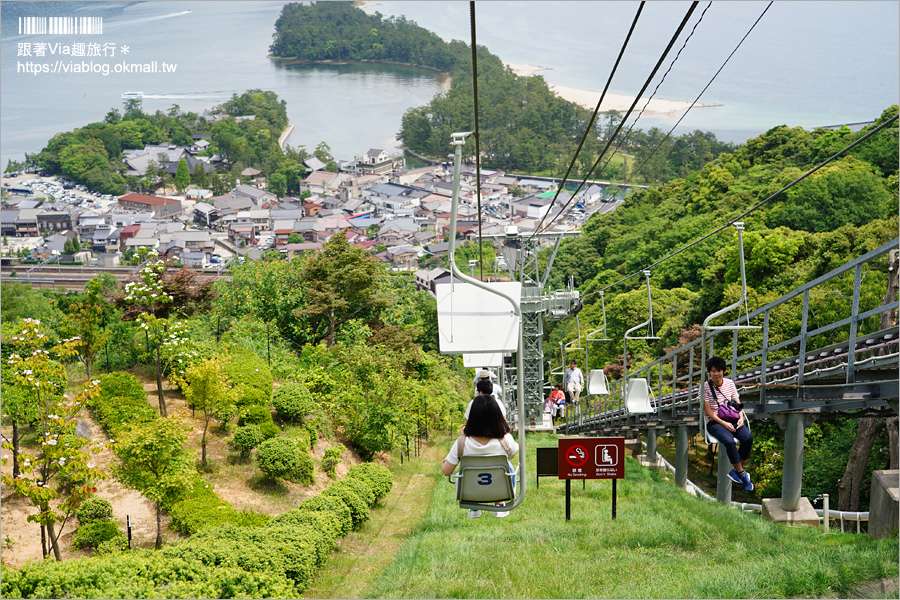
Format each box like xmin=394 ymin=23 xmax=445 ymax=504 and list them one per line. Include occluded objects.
xmin=587 ymin=369 xmax=610 ymax=396
xmin=451 ymin=454 xmax=516 ymax=509
xmin=624 ymin=378 xmax=654 ymax=414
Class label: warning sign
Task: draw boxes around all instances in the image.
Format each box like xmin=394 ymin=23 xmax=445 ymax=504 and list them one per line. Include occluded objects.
xmin=558 ymin=437 xmax=625 ymax=480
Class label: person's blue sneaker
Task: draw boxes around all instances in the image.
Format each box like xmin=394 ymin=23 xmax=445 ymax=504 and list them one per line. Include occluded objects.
xmin=727 ymin=469 xmax=742 ymax=484
xmin=740 ymin=470 xmax=754 ymax=492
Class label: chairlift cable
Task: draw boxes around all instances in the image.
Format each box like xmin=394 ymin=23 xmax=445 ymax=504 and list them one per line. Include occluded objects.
xmin=617 ymin=1 xmax=772 ymax=191
xmin=530 ymin=1 xmax=700 ymax=238
xmin=581 ymin=113 xmax=900 ymax=301
xmin=591 ymin=1 xmax=714 ymax=182
xmin=470 ymin=1 xmax=485 ymax=280
xmin=524 ymin=1 xmax=646 ymax=239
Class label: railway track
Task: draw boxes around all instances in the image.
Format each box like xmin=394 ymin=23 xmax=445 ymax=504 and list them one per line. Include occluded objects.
xmin=0 ymin=264 xmax=228 ymax=291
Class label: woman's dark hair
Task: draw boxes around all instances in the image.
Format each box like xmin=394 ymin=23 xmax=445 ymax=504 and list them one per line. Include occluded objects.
xmin=475 ymin=378 xmax=493 ymax=395
xmin=706 ymin=355 xmax=727 ymax=372
xmin=464 ymin=395 xmax=511 ymax=438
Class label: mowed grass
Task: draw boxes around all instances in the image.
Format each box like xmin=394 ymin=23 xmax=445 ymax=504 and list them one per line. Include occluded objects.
xmin=359 ymin=433 xmax=897 ymax=599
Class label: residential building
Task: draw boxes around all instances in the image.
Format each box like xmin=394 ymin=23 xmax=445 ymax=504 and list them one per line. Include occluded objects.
xmin=118 ymin=193 xmax=183 ymax=218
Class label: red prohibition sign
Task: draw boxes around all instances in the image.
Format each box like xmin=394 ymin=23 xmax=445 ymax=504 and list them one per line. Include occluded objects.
xmin=565 ymin=445 xmax=588 ymax=466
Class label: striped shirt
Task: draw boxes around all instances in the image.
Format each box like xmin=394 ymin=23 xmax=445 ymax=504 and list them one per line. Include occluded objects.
xmin=702 ymin=378 xmax=740 ymax=425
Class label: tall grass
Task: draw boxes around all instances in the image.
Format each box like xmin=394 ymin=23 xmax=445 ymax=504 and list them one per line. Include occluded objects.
xmin=364 ymin=433 xmax=897 ymax=599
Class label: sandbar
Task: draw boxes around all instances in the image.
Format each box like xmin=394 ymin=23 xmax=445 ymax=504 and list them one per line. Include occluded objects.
xmin=504 ymin=61 xmax=719 ymax=116
xmin=355 ymin=3 xmax=719 ymax=117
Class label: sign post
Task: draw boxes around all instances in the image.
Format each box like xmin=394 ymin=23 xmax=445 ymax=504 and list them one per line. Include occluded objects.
xmin=558 ymin=437 xmax=625 ymax=521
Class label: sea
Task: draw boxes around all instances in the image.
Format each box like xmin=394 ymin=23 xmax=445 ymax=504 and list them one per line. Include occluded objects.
xmin=1 ymin=1 xmax=898 ymax=166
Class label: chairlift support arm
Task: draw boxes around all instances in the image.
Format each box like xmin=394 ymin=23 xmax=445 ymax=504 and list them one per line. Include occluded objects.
xmin=448 ymin=131 xmax=526 ymax=512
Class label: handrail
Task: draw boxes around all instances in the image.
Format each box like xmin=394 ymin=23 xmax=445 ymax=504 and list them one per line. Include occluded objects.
xmin=564 ymin=237 xmax=900 ymax=430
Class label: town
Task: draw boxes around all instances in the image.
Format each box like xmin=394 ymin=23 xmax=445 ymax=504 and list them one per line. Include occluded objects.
xmin=1 ymin=140 xmax=627 ymax=289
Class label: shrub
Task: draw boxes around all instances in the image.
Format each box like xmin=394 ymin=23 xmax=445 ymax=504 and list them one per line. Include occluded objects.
xmin=0 ymin=550 xmax=297 ymax=598
xmin=232 ymin=424 xmax=264 ymax=459
xmin=297 ymin=494 xmax=353 ymax=537
xmin=347 ymin=462 xmax=393 ymax=501
xmin=303 ymin=420 xmax=318 ymax=447
xmin=237 ymin=404 xmax=273 ymax=427
xmin=256 ymin=437 xmax=309 ymax=483
xmin=162 ymin=523 xmax=327 ymax=592
xmin=73 ymin=521 xmax=121 ymax=550
xmin=76 ymin=497 xmax=113 ymax=525
xmin=267 ymin=509 xmax=343 ymax=550
xmin=167 ymin=479 xmax=270 ymax=535
xmin=96 ymin=371 xmax=146 ymax=405
xmin=260 ymin=420 xmax=281 ymax=440
xmin=322 ymin=444 xmax=345 ymax=478
xmin=291 ymin=436 xmax=315 ymax=485
xmin=272 ymin=382 xmax=315 ymax=422
xmin=224 ymin=350 xmax=273 ymax=406
xmin=335 ymin=476 xmax=375 ymax=507
xmin=322 ymin=481 xmax=370 ymax=527
xmin=90 ymin=394 xmax=158 ymax=437
xmin=95 ymin=533 xmax=129 ymax=555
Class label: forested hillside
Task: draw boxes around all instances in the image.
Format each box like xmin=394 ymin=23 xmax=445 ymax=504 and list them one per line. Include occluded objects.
xmin=543 ymin=106 xmax=898 ymax=503
xmin=545 ymin=105 xmax=898 ymax=367
xmin=270 ymin=1 xmax=736 ymax=178
xmin=22 ymin=90 xmax=314 ymax=198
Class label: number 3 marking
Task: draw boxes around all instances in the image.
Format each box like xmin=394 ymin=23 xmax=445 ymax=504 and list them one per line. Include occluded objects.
xmin=477 ymin=473 xmax=492 ymax=485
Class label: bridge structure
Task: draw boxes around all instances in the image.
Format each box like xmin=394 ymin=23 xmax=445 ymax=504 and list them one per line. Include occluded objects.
xmin=557 ymin=238 xmax=899 ymax=519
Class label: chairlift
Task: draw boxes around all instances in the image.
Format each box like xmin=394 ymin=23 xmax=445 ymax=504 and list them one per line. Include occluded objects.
xmin=699 ymin=222 xmax=760 ymax=444
xmin=587 ymin=369 xmax=611 ymax=396
xmin=443 ymin=130 xmax=527 ymax=515
xmin=624 ymin=378 xmax=655 ymax=414
xmin=585 ymin=290 xmax=613 ymax=396
xmin=623 ymin=270 xmax=661 ymax=381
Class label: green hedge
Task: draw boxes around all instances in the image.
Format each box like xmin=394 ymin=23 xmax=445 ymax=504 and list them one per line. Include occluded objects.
xmin=166 ymin=479 xmax=270 ymax=536
xmin=272 ymin=382 xmax=315 ymax=422
xmin=322 ymin=480 xmax=370 ymax=527
xmin=347 ymin=462 xmax=393 ymax=501
xmin=0 ymin=469 xmax=395 ymax=598
xmin=296 ymin=494 xmax=353 ymax=537
xmin=267 ymin=508 xmax=344 ymax=544
xmin=224 ymin=350 xmax=273 ymax=406
xmin=162 ymin=523 xmax=328 ymax=593
xmin=0 ymin=551 xmax=296 ymax=598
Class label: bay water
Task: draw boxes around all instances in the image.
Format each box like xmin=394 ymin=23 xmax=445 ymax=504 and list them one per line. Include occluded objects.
xmin=2 ymin=1 xmax=897 ymax=166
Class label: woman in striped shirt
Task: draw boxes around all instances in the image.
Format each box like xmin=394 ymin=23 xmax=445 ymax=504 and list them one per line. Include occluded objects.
xmin=703 ymin=355 xmax=754 ymax=491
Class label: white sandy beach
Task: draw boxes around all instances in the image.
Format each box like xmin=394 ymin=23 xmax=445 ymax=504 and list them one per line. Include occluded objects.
xmin=357 ymin=3 xmax=719 ymax=117
xmin=504 ymin=62 xmax=719 ymax=117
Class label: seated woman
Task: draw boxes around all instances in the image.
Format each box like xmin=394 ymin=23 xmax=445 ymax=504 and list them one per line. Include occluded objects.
xmin=442 ymin=394 xmax=519 ymax=519
xmin=702 ymin=355 xmax=754 ymax=491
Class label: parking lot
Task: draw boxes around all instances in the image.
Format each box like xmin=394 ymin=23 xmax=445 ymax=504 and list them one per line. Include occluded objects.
xmin=2 ymin=172 xmax=120 ymax=213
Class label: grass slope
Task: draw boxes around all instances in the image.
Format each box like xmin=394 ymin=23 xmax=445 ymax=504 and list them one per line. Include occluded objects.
xmin=360 ymin=433 xmax=897 ymax=599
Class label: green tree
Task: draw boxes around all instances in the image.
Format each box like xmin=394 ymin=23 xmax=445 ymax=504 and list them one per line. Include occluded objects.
xmin=113 ymin=418 xmax=194 ymax=549
xmin=174 ymin=158 xmax=190 ymax=194
xmin=287 ymin=232 xmax=303 ymax=244
xmin=123 ymin=260 xmax=177 ymax=416
xmin=1 ymin=319 xmax=106 ymax=561
xmin=172 ymin=357 xmax=238 ymax=467
xmin=59 ymin=278 xmax=110 ymax=379
xmin=299 ymin=231 xmax=390 ymax=347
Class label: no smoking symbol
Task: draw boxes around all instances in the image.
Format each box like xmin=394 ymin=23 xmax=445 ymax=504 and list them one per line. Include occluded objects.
xmin=566 ymin=445 xmax=588 ymax=466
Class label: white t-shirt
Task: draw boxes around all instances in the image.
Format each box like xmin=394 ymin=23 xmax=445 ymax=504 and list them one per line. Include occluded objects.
xmin=443 ymin=433 xmax=520 ymax=466
xmin=464 ymin=395 xmax=507 ymax=420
